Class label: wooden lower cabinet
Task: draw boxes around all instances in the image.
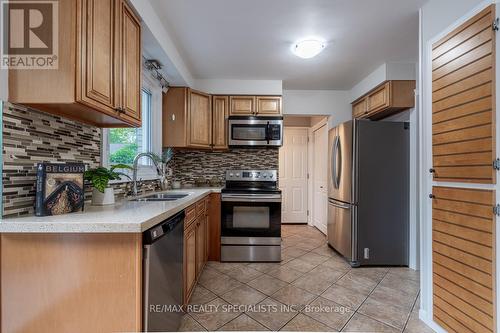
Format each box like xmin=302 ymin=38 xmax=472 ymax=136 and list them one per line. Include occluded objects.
xmin=1 ymin=233 xmax=142 ymax=333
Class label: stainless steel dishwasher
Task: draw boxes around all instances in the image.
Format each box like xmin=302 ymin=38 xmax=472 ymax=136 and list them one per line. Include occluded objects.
xmin=143 ymin=211 xmax=184 ymax=332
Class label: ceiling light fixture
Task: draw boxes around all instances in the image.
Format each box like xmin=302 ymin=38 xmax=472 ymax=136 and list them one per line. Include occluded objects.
xmin=292 ymin=39 xmax=325 ymax=59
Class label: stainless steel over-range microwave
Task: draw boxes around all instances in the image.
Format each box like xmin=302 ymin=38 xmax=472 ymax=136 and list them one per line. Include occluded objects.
xmin=228 ymin=116 xmax=283 ymax=147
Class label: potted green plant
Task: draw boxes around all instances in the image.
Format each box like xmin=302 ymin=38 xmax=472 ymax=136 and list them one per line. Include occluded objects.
xmin=84 ymin=164 xmax=133 ymax=205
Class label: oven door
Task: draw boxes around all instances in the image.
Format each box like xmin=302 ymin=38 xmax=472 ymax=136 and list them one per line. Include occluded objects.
xmin=228 ymin=118 xmax=283 ymax=146
xmin=221 ymin=193 xmax=281 ymax=242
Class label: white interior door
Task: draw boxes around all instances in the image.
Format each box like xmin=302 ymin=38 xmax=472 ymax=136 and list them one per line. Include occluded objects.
xmin=312 ymin=124 xmax=328 ymax=234
xmin=279 ymin=128 xmax=308 ymax=224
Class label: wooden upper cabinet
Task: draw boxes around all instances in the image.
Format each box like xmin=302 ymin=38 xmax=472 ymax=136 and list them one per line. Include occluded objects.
xmin=8 ymin=0 xmax=142 ymax=128
xmin=229 ymin=96 xmax=256 ymax=116
xmin=431 ymin=5 xmax=495 ymax=184
xmin=163 ymin=87 xmax=215 ymax=149
xmin=188 ymin=90 xmax=212 ymax=148
xmin=119 ymin=0 xmax=142 ymax=123
xmin=351 ymin=80 xmax=415 ymax=120
xmin=352 ymin=97 xmax=368 ymax=118
xmin=256 ymin=96 xmax=282 ymax=115
xmin=367 ymin=82 xmax=391 ymax=113
xmin=79 ymin=0 xmax=117 ymax=113
xmin=212 ymin=96 xmax=229 ymax=150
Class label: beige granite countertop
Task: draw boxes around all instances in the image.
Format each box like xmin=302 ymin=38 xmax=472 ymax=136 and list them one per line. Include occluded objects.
xmin=0 ymin=188 xmax=222 ymax=233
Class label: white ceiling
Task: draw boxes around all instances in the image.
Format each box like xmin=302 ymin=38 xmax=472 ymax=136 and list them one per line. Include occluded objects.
xmin=150 ymin=0 xmax=426 ymax=90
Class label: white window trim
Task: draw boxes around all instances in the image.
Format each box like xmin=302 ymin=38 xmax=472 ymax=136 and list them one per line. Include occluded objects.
xmin=101 ymin=72 xmax=163 ymax=183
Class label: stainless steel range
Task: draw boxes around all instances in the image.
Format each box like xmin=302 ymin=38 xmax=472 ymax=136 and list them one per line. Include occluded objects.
xmin=221 ymin=170 xmax=281 ymax=262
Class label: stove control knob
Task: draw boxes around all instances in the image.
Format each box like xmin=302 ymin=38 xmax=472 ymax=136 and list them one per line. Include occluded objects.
xmin=229 ymin=173 xmax=234 ymax=177
xmin=235 ymin=173 xmax=240 ymax=177
xmin=262 ymin=173 xmax=267 ymax=178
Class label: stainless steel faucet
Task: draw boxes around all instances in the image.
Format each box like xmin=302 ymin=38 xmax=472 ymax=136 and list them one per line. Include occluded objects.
xmin=132 ymin=152 xmax=164 ymax=197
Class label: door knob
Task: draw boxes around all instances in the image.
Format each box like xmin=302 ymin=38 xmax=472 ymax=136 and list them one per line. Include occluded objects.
xmin=429 ymin=194 xmax=435 ymax=199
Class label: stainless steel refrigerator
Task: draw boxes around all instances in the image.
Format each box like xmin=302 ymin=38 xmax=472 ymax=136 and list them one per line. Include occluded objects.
xmin=328 ymin=119 xmax=409 ymax=267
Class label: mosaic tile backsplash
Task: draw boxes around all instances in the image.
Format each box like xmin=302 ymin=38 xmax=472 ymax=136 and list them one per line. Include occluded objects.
xmin=170 ymin=148 xmax=279 ymax=186
xmin=2 ymin=103 xmax=159 ymax=217
xmin=2 ymin=103 xmax=279 ymax=217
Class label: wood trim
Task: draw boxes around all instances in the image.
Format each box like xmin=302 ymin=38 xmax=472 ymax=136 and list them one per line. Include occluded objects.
xmin=208 ymin=193 xmax=221 ymax=261
xmin=212 ymin=96 xmax=229 ymax=150
xmin=432 ymin=186 xmax=495 ymax=332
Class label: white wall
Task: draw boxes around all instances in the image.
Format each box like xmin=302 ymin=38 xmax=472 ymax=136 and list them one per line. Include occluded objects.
xmin=193 ymin=79 xmax=282 ymax=95
xmin=418 ymin=0 xmax=490 ymax=332
xmin=350 ymin=62 xmax=416 ymax=101
xmin=282 ymin=90 xmax=351 ymax=128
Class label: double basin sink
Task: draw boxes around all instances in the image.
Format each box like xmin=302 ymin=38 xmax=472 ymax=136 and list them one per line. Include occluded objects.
xmin=131 ymin=193 xmax=189 ymax=202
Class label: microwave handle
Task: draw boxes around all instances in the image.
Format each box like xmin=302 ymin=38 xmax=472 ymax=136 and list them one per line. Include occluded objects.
xmin=266 ymin=122 xmax=270 ymax=144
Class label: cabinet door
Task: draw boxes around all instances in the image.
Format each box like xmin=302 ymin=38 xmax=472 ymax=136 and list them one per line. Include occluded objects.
xmin=367 ymin=82 xmax=391 ymax=114
xmin=195 ymin=217 xmax=206 ymax=278
xmin=184 ymin=222 xmax=197 ymax=304
xmin=256 ymin=96 xmax=282 ymax=115
xmin=229 ymin=96 xmax=255 ymax=116
xmin=352 ymin=98 xmax=367 ymax=118
xmin=78 ymin=0 xmax=118 ymax=114
xmin=212 ymin=96 xmax=229 ymax=149
xmin=188 ymin=90 xmax=212 ymax=148
xmin=118 ymin=0 xmax=141 ymax=125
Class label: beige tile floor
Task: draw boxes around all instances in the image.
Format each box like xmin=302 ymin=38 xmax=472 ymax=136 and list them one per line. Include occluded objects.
xmin=180 ymin=225 xmax=434 ymax=332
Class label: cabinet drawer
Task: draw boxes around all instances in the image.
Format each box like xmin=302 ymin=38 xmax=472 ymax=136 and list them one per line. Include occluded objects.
xmin=352 ymin=98 xmax=367 ymax=118
xmin=196 ymin=199 xmax=206 ymax=217
xmin=185 ymin=204 xmax=197 ymax=228
xmin=367 ymin=82 xmax=390 ymax=112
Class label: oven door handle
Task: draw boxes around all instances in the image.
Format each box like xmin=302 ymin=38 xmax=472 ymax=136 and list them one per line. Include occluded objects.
xmin=222 ymin=194 xmax=282 ymax=202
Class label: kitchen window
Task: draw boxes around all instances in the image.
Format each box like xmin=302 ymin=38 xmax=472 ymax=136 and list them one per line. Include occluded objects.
xmin=102 ymin=74 xmax=162 ymax=181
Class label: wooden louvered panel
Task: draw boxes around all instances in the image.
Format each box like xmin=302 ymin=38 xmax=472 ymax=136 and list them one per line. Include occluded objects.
xmin=431 ymin=5 xmax=495 ymax=184
xmin=433 ymin=55 xmax=492 ymax=91
xmin=432 ymin=12 xmax=492 ymax=58
xmin=434 ymin=264 xmax=493 ymax=304
xmin=432 ymin=69 xmax=493 ymax=102
xmin=432 ymin=96 xmax=492 ymax=123
xmin=435 ymin=276 xmax=493 ymax=326
xmin=434 ymin=287 xmax=492 ymax=332
xmin=434 ymin=306 xmax=474 ymax=333
xmin=432 ymin=186 xmax=494 ymax=332
xmin=432 ymin=27 xmax=492 ymax=71
xmin=432 ymin=82 xmax=492 ymax=113
xmin=433 ymin=110 xmax=491 ymax=134
xmin=433 ymin=252 xmax=492 ymax=288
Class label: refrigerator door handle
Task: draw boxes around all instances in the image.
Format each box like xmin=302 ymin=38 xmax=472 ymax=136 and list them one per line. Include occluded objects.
xmin=332 ymin=135 xmax=338 ymax=189
xmin=333 ymin=135 xmax=341 ymax=189
xmin=328 ymin=199 xmax=350 ymax=210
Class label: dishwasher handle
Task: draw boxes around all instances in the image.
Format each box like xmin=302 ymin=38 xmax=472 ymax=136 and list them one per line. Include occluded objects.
xmin=143 ymin=210 xmax=185 ymax=245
